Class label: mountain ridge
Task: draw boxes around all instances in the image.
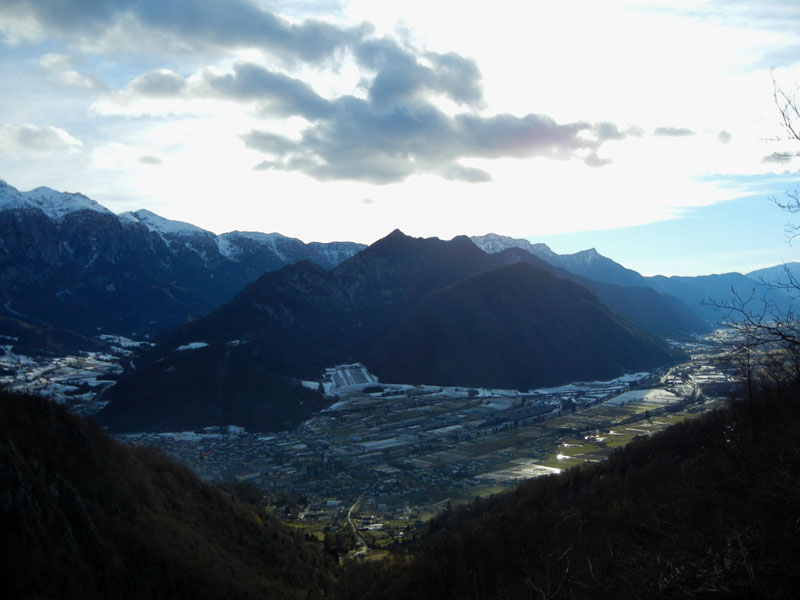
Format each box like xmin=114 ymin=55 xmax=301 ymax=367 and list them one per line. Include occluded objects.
xmin=0 ymin=180 xmax=365 ymax=339
xmin=472 ymin=232 xmax=794 ymax=325
xmin=98 ymin=230 xmax=682 ymax=432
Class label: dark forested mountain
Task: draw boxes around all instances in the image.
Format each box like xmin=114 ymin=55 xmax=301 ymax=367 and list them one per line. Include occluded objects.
xmin=365 ymin=262 xmax=674 ymax=389
xmin=0 ymin=180 xmax=364 ymax=339
xmin=99 ymin=231 xmax=680 ymax=432
xmin=0 ymin=390 xmax=335 ymax=600
xmin=473 ymin=232 xmax=793 ymax=326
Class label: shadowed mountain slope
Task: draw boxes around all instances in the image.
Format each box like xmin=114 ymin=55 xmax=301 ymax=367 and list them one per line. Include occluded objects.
xmin=366 ymin=262 xmax=674 ymax=389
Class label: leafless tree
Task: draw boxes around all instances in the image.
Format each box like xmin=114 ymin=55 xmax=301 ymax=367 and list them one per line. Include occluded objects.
xmin=771 ymin=73 xmax=800 ymax=240
xmin=710 ymin=77 xmax=800 ymax=393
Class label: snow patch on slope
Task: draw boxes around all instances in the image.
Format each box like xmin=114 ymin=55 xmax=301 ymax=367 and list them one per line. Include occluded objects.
xmin=176 ymin=341 xmax=209 ymax=351
xmin=216 ymin=235 xmax=241 ymax=260
xmin=217 ymin=231 xmax=293 ymax=261
xmin=119 ymin=209 xmax=209 ymax=237
xmin=471 ymin=233 xmax=555 ymax=257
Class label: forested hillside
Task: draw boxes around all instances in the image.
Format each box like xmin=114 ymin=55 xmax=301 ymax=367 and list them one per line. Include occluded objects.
xmin=0 ymin=390 xmax=334 ymax=600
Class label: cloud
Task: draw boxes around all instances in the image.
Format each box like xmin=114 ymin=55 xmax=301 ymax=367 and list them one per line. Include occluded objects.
xmin=91 ymin=142 xmax=164 ymax=170
xmin=717 ymin=130 xmax=733 ymax=144
xmin=592 ymin=122 xmax=626 ymax=141
xmin=442 ymin=164 xmax=492 ymax=183
xmin=583 ymin=152 xmax=613 ymax=168
xmin=0 ymin=123 xmax=83 ymax=156
xmin=101 ymin=56 xmax=620 ymax=184
xmin=204 ymin=63 xmax=333 ymax=119
xmin=45 ymin=0 xmax=628 ymax=186
xmin=762 ymin=151 xmax=799 ymax=164
xmin=354 ymin=38 xmax=483 ymax=108
xmin=139 ymin=155 xmax=163 ymax=165
xmin=653 ymin=126 xmax=695 ymax=137
xmin=244 ymin=95 xmax=620 ymax=183
xmin=39 ymin=53 xmax=96 ymax=88
xmin=0 ymin=0 xmax=370 ymax=63
xmin=128 ymin=69 xmax=187 ymax=97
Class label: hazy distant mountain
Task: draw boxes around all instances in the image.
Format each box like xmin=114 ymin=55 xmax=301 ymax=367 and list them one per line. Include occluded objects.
xmin=492 ymin=247 xmax=706 ymax=337
xmin=472 ymin=233 xmax=645 ymax=287
xmin=746 ymin=262 xmax=800 ymax=286
xmin=99 ymin=231 xmax=679 ymax=432
xmin=473 ymin=233 xmax=794 ymax=326
xmin=0 ymin=180 xmax=364 ymax=339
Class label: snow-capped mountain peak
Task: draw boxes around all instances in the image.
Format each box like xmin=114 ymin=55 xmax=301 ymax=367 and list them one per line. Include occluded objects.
xmin=119 ymin=209 xmax=210 ymax=237
xmin=470 ymin=233 xmax=556 ymax=257
xmin=0 ymin=180 xmax=113 ymax=220
xmin=22 ymin=186 xmax=114 ymax=220
xmin=0 ymin=180 xmax=29 ymax=211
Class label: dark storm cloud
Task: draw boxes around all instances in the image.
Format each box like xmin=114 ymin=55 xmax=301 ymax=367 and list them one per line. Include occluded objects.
xmin=654 ymin=126 xmax=695 ymax=137
xmin=0 ymin=0 xmax=369 ymax=63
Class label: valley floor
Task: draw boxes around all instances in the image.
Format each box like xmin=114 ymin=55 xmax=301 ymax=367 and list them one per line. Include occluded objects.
xmin=2 ymin=330 xmax=735 ymax=552
xmin=113 ymin=334 xmax=733 ymax=549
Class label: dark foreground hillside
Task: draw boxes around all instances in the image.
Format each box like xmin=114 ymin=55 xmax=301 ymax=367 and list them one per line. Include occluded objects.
xmin=0 ymin=390 xmax=334 ymax=600
xmin=6 ymin=384 xmax=800 ymax=599
xmin=335 ymin=387 xmax=800 ymax=599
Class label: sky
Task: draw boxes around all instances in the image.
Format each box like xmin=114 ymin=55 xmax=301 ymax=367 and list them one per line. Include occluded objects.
xmin=0 ymin=0 xmax=799 ymax=276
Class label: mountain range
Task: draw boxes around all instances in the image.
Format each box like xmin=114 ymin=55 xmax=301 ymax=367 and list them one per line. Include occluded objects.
xmin=1 ymin=179 xmax=795 ymax=432
xmin=471 ymin=233 xmax=797 ymax=325
xmin=0 ymin=180 xmax=363 ymax=340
